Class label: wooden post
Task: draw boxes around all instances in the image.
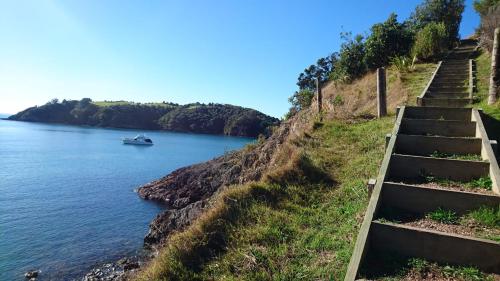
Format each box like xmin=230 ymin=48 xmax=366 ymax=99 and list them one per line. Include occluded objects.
xmin=488 ymin=27 xmax=500 ymax=105
xmin=385 ymin=134 xmax=392 ymax=150
xmin=316 ymin=78 xmax=322 ymax=114
xmin=367 ymin=179 xmax=376 ymax=197
xmin=377 ymin=67 xmax=387 ymax=117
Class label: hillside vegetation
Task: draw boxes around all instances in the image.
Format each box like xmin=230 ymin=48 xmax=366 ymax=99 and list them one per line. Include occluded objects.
xmin=130 ymin=1 xmax=482 ymax=280
xmin=8 ymin=99 xmax=279 ymax=137
xmin=133 ymin=63 xmax=435 ymax=280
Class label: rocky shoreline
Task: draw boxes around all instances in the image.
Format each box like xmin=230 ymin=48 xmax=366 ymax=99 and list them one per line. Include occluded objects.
xmin=79 ymin=115 xmax=301 ymax=281
xmin=80 ymin=256 xmax=143 ymax=281
xmin=137 ymin=118 xmax=292 ymax=246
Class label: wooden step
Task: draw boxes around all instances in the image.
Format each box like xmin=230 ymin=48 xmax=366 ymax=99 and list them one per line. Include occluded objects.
xmin=428 ymin=88 xmax=468 ymax=93
xmin=427 ymin=92 xmax=470 ymax=99
xmin=394 ymin=134 xmax=482 ymax=156
xmin=437 ymin=70 xmax=469 ymax=75
xmin=429 ymin=85 xmax=468 ymax=91
xmin=432 ymin=78 xmax=469 ymax=84
xmin=432 ymin=78 xmax=468 ymax=83
xmin=380 ymin=182 xmax=500 ymax=215
xmin=431 ymin=82 xmax=468 ymax=88
xmin=440 ymin=65 xmax=469 ymax=69
xmin=434 ymin=73 xmax=469 ymax=79
xmin=388 ymin=154 xmax=489 ymax=182
xmin=418 ymin=97 xmax=471 ymax=108
xmin=400 ymin=119 xmax=476 ymax=137
xmin=442 ymin=60 xmax=469 ymax=65
xmin=370 ymin=221 xmax=500 ymax=273
xmin=403 ymin=107 xmax=472 ymax=121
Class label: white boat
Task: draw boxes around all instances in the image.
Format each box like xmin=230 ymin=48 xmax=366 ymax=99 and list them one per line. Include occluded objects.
xmin=122 ymin=134 xmax=153 ymax=145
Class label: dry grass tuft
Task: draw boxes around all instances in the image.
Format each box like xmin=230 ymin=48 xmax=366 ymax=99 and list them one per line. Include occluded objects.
xmin=264 ymin=149 xmax=334 ymax=186
xmin=134 ymin=183 xmax=275 ymax=281
xmin=319 ymin=64 xmax=436 ymax=120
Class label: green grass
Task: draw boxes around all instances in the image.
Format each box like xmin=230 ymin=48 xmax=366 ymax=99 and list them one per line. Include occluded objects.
xmin=399 ymin=63 xmax=437 ymax=106
xmin=466 ymin=206 xmax=500 ymax=228
xmin=134 ymin=116 xmax=394 ymax=281
xmin=427 ymin=208 xmax=459 ymax=224
xmin=468 ymin=177 xmax=493 ymax=190
xmin=440 ymin=264 xmax=494 ymax=281
xmin=361 ymin=255 xmax=495 ymax=281
xmin=200 ymin=118 xmax=394 ymax=280
xmin=429 ymin=151 xmax=483 ymax=161
xmin=465 ymin=206 xmax=500 ymax=241
xmin=472 ymin=51 xmax=500 ymax=120
xmin=422 ymin=175 xmax=493 ymax=191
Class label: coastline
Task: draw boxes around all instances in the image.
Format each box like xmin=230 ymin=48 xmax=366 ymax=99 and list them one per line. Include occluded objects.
xmin=2 ymin=118 xmax=263 ymax=139
xmin=80 ymin=116 xmax=295 ymax=280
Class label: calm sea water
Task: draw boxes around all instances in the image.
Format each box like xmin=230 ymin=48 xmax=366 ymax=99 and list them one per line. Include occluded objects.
xmin=0 ymin=119 xmax=252 ymax=281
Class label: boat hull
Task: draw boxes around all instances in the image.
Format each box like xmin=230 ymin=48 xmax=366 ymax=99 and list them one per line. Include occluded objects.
xmin=122 ymin=139 xmax=153 ymax=145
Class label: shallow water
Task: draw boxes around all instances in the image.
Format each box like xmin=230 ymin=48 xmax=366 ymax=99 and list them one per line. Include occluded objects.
xmin=0 ymin=120 xmax=252 ymax=280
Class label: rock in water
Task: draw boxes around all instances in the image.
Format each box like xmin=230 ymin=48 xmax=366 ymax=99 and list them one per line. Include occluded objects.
xmin=24 ymin=270 xmax=39 ymax=279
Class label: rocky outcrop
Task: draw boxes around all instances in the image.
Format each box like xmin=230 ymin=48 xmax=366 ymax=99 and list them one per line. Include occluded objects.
xmin=143 ymin=200 xmax=208 ymax=245
xmin=137 ymin=116 xmax=298 ymax=245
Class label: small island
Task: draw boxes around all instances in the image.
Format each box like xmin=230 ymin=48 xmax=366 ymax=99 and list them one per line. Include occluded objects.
xmin=8 ymin=99 xmax=279 ymax=137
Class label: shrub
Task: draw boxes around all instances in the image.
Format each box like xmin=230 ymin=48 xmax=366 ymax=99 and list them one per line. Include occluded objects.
xmin=288 ymin=89 xmax=315 ymax=113
xmin=332 ymin=95 xmax=344 ymax=106
xmin=364 ymin=13 xmax=414 ymax=69
xmin=412 ymin=22 xmax=448 ymax=61
xmin=390 ymin=56 xmax=413 ymax=74
xmin=409 ymin=0 xmax=465 ymax=47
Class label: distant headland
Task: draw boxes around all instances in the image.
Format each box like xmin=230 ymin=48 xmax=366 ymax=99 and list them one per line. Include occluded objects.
xmin=7 ymin=98 xmax=280 ymax=137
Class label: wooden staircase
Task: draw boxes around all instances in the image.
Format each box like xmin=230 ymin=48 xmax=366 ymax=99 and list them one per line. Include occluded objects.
xmin=345 ymin=41 xmax=500 ymax=280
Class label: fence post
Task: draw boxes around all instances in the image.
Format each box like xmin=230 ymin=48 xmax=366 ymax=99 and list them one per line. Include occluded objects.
xmin=316 ymin=78 xmax=322 ymax=114
xmin=488 ymin=27 xmax=500 ymax=105
xmin=377 ymin=67 xmax=387 ymax=117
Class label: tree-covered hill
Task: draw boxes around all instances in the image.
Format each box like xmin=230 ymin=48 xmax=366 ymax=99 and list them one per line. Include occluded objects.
xmin=8 ymin=99 xmax=279 ymax=137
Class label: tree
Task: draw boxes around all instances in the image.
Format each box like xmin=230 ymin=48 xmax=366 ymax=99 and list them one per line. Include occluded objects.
xmin=474 ymin=0 xmax=500 ymax=16
xmin=297 ymin=53 xmax=338 ymax=91
xmin=364 ymin=13 xmax=414 ymax=69
xmin=79 ymin=98 xmax=92 ymax=106
xmin=475 ymin=0 xmax=500 ymax=50
xmin=331 ymin=33 xmax=366 ymax=82
xmin=408 ymin=0 xmax=465 ymax=47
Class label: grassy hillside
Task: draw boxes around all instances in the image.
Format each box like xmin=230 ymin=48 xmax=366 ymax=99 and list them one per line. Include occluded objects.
xmin=133 ymin=63 xmax=436 ymax=281
xmin=135 ymin=117 xmax=393 ymax=281
xmin=320 ymin=63 xmax=436 ymax=119
xmin=473 ymin=50 xmax=500 ymax=118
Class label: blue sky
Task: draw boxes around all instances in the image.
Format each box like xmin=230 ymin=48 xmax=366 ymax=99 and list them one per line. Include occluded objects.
xmin=0 ymin=0 xmax=480 ymax=117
